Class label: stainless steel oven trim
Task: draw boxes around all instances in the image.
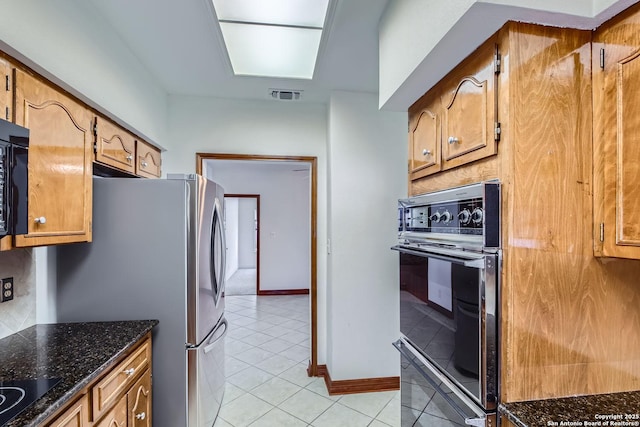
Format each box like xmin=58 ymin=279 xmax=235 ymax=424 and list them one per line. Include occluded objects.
xmin=395 ymin=338 xmax=492 ymax=427
xmin=391 ymin=245 xmax=486 ymax=268
xmin=395 ymin=246 xmax=500 ymax=410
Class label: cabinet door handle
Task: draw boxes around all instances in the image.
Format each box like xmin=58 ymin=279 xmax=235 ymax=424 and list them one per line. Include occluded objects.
xmin=126 ymin=155 xmax=133 ymax=162
xmin=448 ymin=136 xmax=460 ymax=144
xmin=135 ymin=412 xmax=146 ymax=420
xmin=141 ymin=161 xmax=148 ymax=168
xmin=123 ymin=368 xmax=135 ymax=376
xmin=422 ymin=149 xmax=432 ymax=156
xmin=34 ymin=216 xmax=46 ymax=224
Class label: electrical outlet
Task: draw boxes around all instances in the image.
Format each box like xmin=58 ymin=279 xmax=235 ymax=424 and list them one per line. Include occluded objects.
xmin=1 ymin=277 xmax=13 ymax=302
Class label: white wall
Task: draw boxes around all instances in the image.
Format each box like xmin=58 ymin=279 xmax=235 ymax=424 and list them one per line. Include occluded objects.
xmin=379 ymin=0 xmax=637 ymax=111
xmin=0 ymin=0 xmax=167 ymax=144
xmin=0 ymin=0 xmax=168 ymax=334
xmin=165 ymin=95 xmax=328 ymax=363
xmin=224 ymin=198 xmax=240 ymax=281
xmin=326 ymin=91 xmax=407 ymax=380
xmin=205 ymin=164 xmax=310 ymax=292
xmin=0 ymin=250 xmax=36 ymax=338
xmin=238 ymin=198 xmax=257 ymax=269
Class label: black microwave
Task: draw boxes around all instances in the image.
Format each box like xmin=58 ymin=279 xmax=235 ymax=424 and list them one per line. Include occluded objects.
xmin=0 ymin=118 xmax=29 ymax=236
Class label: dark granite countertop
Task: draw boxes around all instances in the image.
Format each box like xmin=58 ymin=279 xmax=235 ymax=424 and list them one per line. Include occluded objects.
xmin=0 ymin=320 xmax=158 ymax=427
xmin=500 ymin=391 xmax=640 ymax=427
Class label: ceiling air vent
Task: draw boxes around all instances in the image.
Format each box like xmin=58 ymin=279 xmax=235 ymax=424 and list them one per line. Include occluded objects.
xmin=269 ymin=89 xmax=302 ymax=101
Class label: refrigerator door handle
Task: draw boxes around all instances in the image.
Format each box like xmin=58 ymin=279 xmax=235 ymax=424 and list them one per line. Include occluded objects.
xmin=217 ymin=200 xmax=227 ymax=296
xmin=204 ymin=318 xmax=228 ymax=354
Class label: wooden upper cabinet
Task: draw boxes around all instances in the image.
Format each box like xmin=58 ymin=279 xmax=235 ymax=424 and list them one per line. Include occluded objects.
xmin=0 ymin=58 xmax=11 ymax=121
xmin=13 ymin=69 xmax=93 ymax=247
xmin=593 ymin=3 xmax=640 ymax=259
xmin=135 ymin=139 xmax=161 ymax=178
xmin=440 ymin=37 xmax=499 ymax=171
xmin=95 ymin=116 xmax=136 ymax=175
xmin=408 ymin=89 xmax=441 ymax=180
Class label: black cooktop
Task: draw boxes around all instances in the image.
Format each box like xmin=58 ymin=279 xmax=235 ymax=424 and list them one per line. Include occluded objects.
xmin=0 ymin=378 xmax=61 ymax=426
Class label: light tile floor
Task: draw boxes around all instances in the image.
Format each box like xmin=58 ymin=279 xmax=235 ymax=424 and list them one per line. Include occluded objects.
xmin=216 ymin=295 xmax=400 ymax=427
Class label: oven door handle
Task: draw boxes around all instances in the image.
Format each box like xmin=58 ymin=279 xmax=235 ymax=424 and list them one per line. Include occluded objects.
xmin=390 ymin=245 xmax=486 ymax=269
xmin=393 ymin=339 xmax=489 ymax=426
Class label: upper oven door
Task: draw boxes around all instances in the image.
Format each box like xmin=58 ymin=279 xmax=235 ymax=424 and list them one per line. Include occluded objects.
xmin=392 ymin=244 xmax=499 ymax=411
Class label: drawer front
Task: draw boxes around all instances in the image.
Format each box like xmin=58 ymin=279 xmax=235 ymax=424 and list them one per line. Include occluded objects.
xmin=92 ymin=339 xmax=151 ymax=419
xmin=46 ymin=394 xmax=89 ymax=427
xmin=94 ymin=395 xmax=127 ymax=427
xmin=128 ymin=369 xmax=152 ymax=427
xmin=135 ymin=140 xmax=161 ymax=178
xmin=95 ymin=116 xmax=136 ymax=175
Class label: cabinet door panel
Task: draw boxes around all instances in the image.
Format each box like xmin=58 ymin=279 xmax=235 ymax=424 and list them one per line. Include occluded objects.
xmin=136 ymin=140 xmax=161 ymax=178
xmin=593 ymin=6 xmax=640 ymax=259
xmin=128 ymin=369 xmax=151 ymax=427
xmin=441 ymin=38 xmax=498 ymax=171
xmin=13 ymin=69 xmax=93 ymax=247
xmin=443 ymin=77 xmax=487 ymax=160
xmin=47 ymin=394 xmax=89 ymax=427
xmin=95 ymin=116 xmax=136 ymax=174
xmin=617 ymin=51 xmax=640 ymax=245
xmin=409 ymin=98 xmax=441 ymax=180
xmin=94 ymin=395 xmax=127 ymax=427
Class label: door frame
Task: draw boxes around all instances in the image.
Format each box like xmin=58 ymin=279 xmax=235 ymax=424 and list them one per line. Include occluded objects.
xmin=196 ymin=153 xmax=320 ymax=376
xmin=225 ymin=194 xmax=261 ymax=295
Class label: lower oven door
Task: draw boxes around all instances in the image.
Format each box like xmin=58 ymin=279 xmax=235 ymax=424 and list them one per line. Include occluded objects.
xmin=391 ymin=244 xmax=499 ymax=412
xmin=394 ymin=338 xmax=496 ymax=427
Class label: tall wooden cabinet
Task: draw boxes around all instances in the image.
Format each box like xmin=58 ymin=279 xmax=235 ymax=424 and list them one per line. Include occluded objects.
xmin=593 ymin=3 xmax=640 ymax=260
xmin=13 ymin=69 xmax=93 ymax=247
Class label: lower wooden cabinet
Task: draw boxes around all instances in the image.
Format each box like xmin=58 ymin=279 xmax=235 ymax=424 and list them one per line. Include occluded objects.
xmin=128 ymin=370 xmax=151 ymax=427
xmin=94 ymin=396 xmax=127 ymax=427
xmin=43 ymin=337 xmax=152 ymax=427
xmin=46 ymin=394 xmax=90 ymax=427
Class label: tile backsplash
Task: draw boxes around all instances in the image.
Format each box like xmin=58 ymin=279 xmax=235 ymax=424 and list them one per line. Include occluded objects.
xmin=0 ymin=249 xmax=36 ymax=339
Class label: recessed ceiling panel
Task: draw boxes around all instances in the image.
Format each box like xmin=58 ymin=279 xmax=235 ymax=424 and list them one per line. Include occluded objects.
xmin=219 ymin=22 xmax=321 ymax=79
xmin=212 ymin=0 xmax=329 ymax=27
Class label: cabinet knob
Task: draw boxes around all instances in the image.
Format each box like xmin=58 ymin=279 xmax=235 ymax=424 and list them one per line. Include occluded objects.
xmin=141 ymin=161 xmax=148 ymax=168
xmin=126 ymin=155 xmax=133 ymax=161
xmin=448 ymin=136 xmax=460 ymax=144
xmin=123 ymin=368 xmax=135 ymax=376
xmin=34 ymin=217 xmax=46 ymax=224
xmin=136 ymin=412 xmax=146 ymax=420
xmin=422 ymin=149 xmax=432 ymax=156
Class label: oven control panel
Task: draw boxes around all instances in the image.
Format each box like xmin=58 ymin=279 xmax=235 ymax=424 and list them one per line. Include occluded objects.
xmin=404 ymin=198 xmax=484 ymax=235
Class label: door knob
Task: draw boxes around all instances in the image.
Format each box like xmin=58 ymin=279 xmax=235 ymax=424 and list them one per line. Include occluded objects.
xmin=448 ymin=136 xmax=460 ymax=144
xmin=34 ymin=216 xmax=46 ymax=224
xmin=422 ymin=149 xmax=432 ymax=156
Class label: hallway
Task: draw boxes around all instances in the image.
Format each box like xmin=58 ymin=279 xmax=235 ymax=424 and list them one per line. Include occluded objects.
xmin=217 ymin=294 xmax=400 ymax=426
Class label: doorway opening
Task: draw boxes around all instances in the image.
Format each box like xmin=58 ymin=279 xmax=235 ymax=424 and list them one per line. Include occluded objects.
xmin=224 ymin=194 xmax=259 ymax=296
xmin=196 ymin=153 xmax=320 ymax=376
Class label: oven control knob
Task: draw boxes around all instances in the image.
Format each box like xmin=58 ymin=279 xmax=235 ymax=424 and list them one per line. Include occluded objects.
xmin=429 ymin=212 xmax=441 ymax=223
xmin=471 ymin=208 xmax=484 ymax=225
xmin=458 ymin=209 xmax=471 ymax=225
xmin=441 ymin=211 xmax=452 ymax=223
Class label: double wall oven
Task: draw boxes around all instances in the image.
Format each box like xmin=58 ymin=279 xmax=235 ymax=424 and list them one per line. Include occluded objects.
xmin=392 ymin=181 xmax=500 ymax=427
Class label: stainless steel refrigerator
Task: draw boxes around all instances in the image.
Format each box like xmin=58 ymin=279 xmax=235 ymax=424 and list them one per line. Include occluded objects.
xmin=57 ymin=174 xmax=227 ymax=427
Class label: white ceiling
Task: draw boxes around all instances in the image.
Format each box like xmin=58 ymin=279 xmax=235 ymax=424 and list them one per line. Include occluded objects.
xmin=86 ymin=0 xmax=389 ymax=104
